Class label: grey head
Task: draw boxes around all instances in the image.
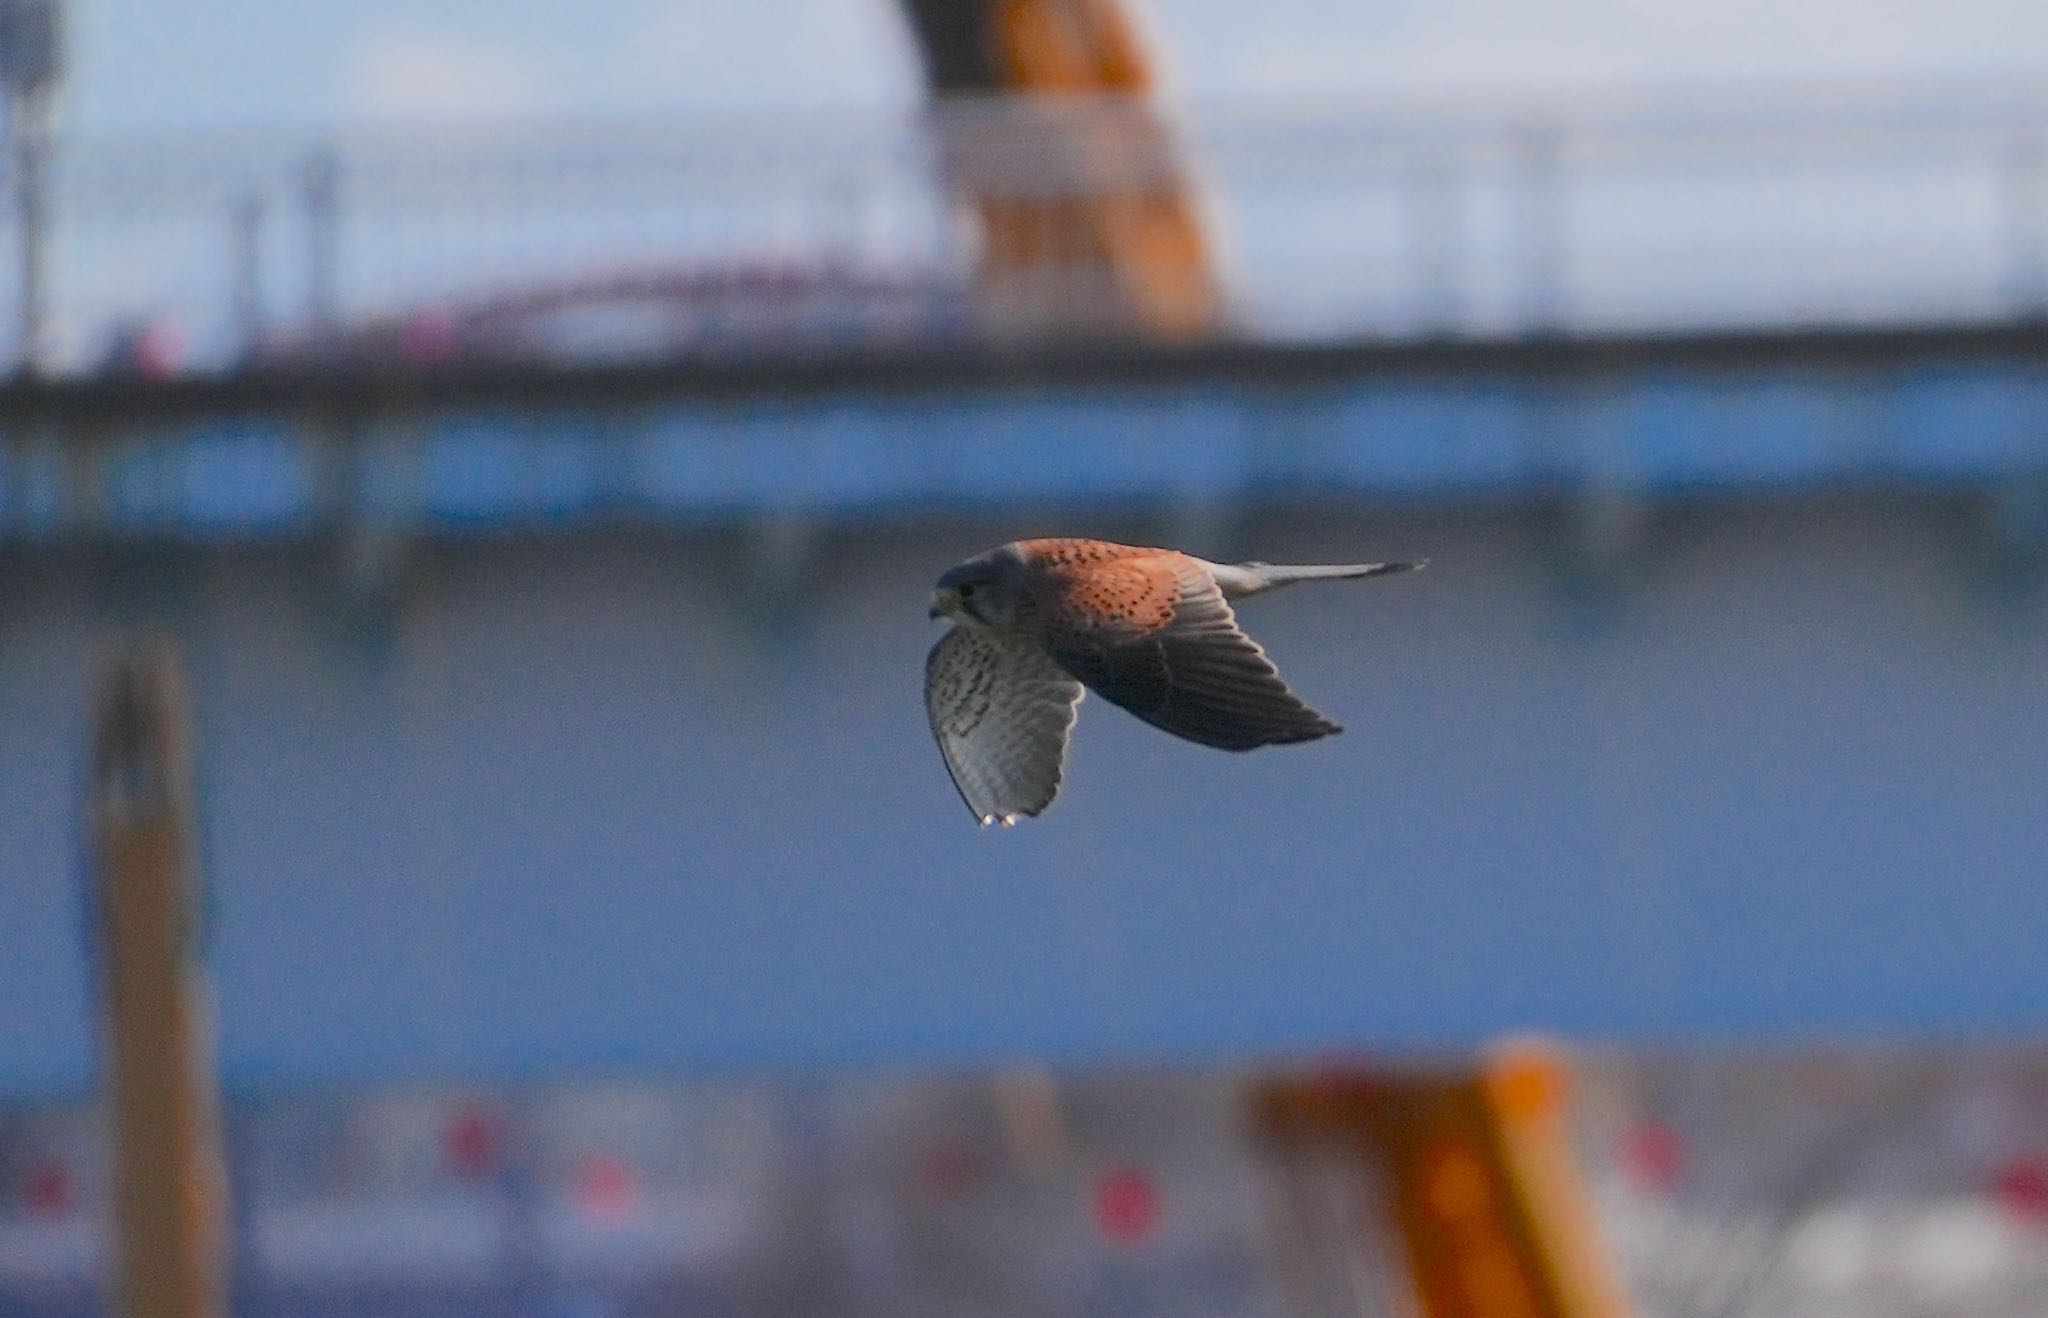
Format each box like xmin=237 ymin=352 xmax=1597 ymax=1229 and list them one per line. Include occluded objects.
xmin=929 ymin=543 xmax=1030 ymax=629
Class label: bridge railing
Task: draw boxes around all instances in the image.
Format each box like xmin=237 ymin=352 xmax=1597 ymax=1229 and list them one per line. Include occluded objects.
xmin=4 ymin=82 xmax=2048 ymax=374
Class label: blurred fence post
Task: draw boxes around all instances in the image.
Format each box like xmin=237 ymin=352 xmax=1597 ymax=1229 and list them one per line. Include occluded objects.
xmin=230 ymin=191 xmax=266 ymax=361
xmin=2 ymin=0 xmax=62 ymax=374
xmin=821 ymin=171 xmax=864 ymax=272
xmin=1517 ymin=124 xmax=1566 ymax=333
xmin=1409 ymin=151 xmax=1463 ymax=335
xmin=90 ymin=641 xmax=229 ymax=1318
xmin=9 ymin=86 xmax=54 ymax=373
xmin=2003 ymin=132 xmax=2048 ymax=318
xmin=303 ymin=147 xmax=340 ymax=347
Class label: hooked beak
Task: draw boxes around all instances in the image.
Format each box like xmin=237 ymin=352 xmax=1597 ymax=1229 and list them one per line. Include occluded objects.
xmin=928 ymin=589 xmax=953 ymax=621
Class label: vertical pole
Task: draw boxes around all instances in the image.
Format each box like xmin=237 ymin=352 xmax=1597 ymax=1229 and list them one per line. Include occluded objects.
xmin=1518 ymin=124 xmax=1565 ymax=334
xmin=90 ymin=642 xmax=228 ymax=1318
xmin=10 ymin=85 xmax=53 ymax=373
xmin=303 ymin=147 xmax=340 ymax=347
xmin=1409 ymin=151 xmax=1463 ymax=336
xmin=2003 ymin=132 xmax=2048 ymax=318
xmin=230 ymin=192 xmax=265 ymax=362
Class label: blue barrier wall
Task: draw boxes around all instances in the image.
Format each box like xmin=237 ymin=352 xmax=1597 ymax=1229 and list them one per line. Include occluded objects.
xmin=2 ymin=482 xmax=2044 ymax=1096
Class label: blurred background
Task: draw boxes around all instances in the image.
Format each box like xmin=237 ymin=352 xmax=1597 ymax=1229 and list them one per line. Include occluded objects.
xmin=2 ymin=0 xmax=2047 ymax=1314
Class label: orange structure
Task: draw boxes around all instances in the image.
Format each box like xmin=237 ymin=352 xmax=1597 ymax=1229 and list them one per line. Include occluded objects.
xmin=900 ymin=0 xmax=1222 ymax=338
xmin=1259 ymin=1042 xmax=1633 ymax=1318
xmin=90 ymin=644 xmax=229 ymax=1318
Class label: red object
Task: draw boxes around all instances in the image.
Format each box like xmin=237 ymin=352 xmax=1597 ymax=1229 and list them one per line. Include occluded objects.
xmin=575 ymin=1157 xmax=639 ymax=1221
xmin=398 ymin=308 xmax=460 ymax=364
xmin=921 ymin=1144 xmax=981 ymax=1199
xmin=1304 ymin=1054 xmax=1382 ymax=1103
xmin=22 ymin=1161 xmax=73 ymax=1220
xmin=1620 ymin=1122 xmax=1687 ymax=1194
xmin=1993 ymin=1156 xmax=2048 ymax=1224
xmin=1092 ymin=1166 xmax=1160 ymax=1245
xmin=133 ymin=321 xmax=185 ymax=379
xmin=442 ymin=1105 xmax=504 ymax=1181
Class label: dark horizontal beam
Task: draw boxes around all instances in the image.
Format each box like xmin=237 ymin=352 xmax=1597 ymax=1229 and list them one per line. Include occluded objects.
xmin=3 ymin=320 xmax=2047 ymax=431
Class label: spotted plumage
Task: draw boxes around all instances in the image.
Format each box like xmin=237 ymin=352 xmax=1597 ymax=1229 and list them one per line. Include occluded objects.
xmin=924 ymin=538 xmax=1424 ymax=824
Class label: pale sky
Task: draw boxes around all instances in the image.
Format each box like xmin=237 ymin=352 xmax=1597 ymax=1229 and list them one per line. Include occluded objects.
xmin=60 ymin=0 xmax=2048 ymax=135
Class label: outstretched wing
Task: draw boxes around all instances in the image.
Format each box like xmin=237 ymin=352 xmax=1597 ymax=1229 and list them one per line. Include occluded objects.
xmin=1036 ymin=554 xmax=1339 ymax=751
xmin=925 ymin=625 xmax=1085 ymax=824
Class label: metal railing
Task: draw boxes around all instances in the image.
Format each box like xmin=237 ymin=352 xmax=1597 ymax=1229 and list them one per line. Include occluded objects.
xmin=4 ymin=81 xmax=2048 ymax=375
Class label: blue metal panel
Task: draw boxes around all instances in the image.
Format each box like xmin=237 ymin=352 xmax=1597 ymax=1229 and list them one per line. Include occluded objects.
xmin=1888 ymin=364 xmax=2048 ymax=477
xmin=0 ymin=504 xmax=2043 ymax=1098
xmin=17 ymin=358 xmax=2048 ymax=543
xmin=1623 ymin=373 xmax=1855 ymax=486
xmin=0 ymin=442 xmax=71 ymax=539
xmin=103 ymin=422 xmax=314 ymax=535
xmin=421 ymin=414 xmax=621 ymax=525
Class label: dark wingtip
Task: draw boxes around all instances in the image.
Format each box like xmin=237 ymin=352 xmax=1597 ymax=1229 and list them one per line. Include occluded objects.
xmin=1241 ymin=719 xmax=1342 ymax=749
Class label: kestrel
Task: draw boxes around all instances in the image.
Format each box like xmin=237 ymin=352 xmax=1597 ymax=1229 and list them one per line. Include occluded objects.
xmin=924 ymin=538 xmax=1423 ymax=825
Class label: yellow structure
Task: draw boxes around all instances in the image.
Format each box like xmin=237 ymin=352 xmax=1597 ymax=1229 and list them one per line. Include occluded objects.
xmin=1259 ymin=1042 xmax=1633 ymax=1318
xmin=89 ymin=644 xmax=228 ymax=1318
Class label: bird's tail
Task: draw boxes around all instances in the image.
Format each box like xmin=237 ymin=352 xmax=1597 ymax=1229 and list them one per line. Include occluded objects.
xmin=1214 ymin=559 xmax=1425 ymax=597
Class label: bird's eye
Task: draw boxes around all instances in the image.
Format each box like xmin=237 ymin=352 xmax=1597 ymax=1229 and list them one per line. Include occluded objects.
xmin=959 ymin=583 xmax=977 ymax=597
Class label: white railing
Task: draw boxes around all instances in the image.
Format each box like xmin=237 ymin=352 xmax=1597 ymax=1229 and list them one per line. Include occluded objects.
xmin=3 ymin=81 xmax=2046 ymax=374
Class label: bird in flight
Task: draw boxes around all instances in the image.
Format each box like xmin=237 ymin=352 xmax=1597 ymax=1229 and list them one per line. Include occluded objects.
xmin=925 ymin=538 xmax=1422 ymax=825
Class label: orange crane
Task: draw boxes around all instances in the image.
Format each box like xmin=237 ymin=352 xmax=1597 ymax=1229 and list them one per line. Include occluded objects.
xmin=899 ymin=0 xmax=1223 ymax=338
xmin=1259 ymin=1044 xmax=1633 ymax=1318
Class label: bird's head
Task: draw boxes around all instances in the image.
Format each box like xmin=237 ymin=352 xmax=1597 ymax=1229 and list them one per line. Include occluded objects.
xmin=929 ymin=546 xmax=1025 ymax=628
